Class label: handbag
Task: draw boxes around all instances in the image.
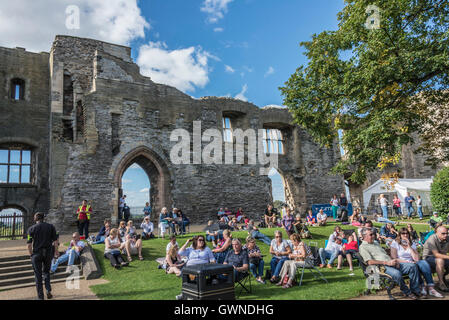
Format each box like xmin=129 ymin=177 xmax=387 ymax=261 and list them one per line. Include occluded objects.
xmin=109 ymin=249 xmax=121 ymax=255
xmin=249 ymin=256 xmax=261 ymax=265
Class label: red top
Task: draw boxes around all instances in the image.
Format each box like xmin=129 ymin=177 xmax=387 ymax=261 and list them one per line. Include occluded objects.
xmin=77 ymin=205 xmax=92 ymax=220
xmin=306 ymin=215 xmax=316 ymax=224
xmin=344 ymin=241 xmax=358 ymax=251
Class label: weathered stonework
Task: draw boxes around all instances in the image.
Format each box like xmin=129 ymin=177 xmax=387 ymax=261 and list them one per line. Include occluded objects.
xmin=1 ymin=35 xmax=346 ymax=232
xmin=0 ymin=46 xmax=50 ymax=232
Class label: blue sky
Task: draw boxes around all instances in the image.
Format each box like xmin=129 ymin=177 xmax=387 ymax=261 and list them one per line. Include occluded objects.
xmin=0 ymin=0 xmax=346 ymax=208
xmin=131 ymin=0 xmax=345 ymax=106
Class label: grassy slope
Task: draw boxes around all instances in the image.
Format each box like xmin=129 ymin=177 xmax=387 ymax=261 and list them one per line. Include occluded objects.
xmin=89 ymin=221 xmax=431 ymax=300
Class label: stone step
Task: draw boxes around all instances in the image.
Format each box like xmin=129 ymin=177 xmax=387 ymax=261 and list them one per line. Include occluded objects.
xmin=0 ymin=259 xmax=32 ymax=268
xmin=0 ymin=268 xmax=82 ymax=288
xmin=0 ymin=255 xmax=30 ymax=263
xmin=0 ymin=264 xmax=81 ymax=281
xmin=0 ymin=264 xmax=32 ymax=274
xmin=0 ymin=275 xmax=84 ymax=292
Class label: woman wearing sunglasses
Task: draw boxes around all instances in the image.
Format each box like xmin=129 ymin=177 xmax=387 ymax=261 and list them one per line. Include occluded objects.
xmin=390 ymin=228 xmax=443 ymax=298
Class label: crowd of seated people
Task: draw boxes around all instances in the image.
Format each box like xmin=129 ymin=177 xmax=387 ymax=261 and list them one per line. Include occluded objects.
xmin=86 ymin=201 xmax=449 ymax=299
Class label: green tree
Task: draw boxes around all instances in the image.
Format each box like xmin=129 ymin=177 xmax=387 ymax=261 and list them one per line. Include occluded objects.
xmin=280 ymin=0 xmax=449 ymax=184
xmin=273 ymin=200 xmax=284 ymax=211
xmin=430 ymin=166 xmax=449 ymax=216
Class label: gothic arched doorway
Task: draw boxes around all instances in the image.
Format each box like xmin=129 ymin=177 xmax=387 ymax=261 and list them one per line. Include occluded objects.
xmin=113 ymin=147 xmax=172 ymax=224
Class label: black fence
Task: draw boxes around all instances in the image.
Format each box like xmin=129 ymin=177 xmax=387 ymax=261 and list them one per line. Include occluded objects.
xmin=0 ymin=212 xmax=24 ymax=240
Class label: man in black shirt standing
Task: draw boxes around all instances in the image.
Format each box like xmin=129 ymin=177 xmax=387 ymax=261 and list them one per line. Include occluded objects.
xmin=27 ymin=212 xmax=58 ymax=300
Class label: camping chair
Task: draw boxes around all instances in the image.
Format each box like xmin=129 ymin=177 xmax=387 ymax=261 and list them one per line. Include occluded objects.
xmin=356 ymin=253 xmax=396 ymax=300
xmin=295 ymin=244 xmax=328 ymax=287
xmin=324 ymin=237 xmax=361 ymax=268
xmin=235 ymin=271 xmax=252 ymax=298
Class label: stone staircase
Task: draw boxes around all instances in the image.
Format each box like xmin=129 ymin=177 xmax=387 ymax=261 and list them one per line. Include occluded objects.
xmin=0 ymin=254 xmax=84 ymax=291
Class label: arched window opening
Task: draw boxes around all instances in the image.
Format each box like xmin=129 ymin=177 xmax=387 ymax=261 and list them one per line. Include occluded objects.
xmin=269 ymin=168 xmax=286 ymax=209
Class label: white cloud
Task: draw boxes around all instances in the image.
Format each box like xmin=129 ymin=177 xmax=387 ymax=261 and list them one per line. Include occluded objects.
xmin=201 ymin=0 xmax=233 ymax=24
xmin=213 ymin=27 xmax=224 ymax=32
xmin=122 ymin=179 xmax=133 ymax=184
xmin=243 ymin=66 xmax=254 ymax=73
xmin=235 ymin=84 xmax=248 ymax=102
xmin=0 ymin=0 xmax=149 ymax=53
xmin=139 ymin=188 xmax=149 ymax=193
xmin=225 ymin=65 xmax=235 ymax=73
xmin=264 ymin=66 xmax=275 ymax=78
xmin=122 ymin=190 xmax=149 ymax=207
xmin=137 ymin=41 xmax=213 ymax=92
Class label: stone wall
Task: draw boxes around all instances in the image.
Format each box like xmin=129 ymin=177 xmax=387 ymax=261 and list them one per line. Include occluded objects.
xmin=43 ymin=36 xmax=346 ymax=231
xmin=1 ymin=36 xmax=346 ymax=233
xmin=0 ymin=46 xmax=50 ymax=231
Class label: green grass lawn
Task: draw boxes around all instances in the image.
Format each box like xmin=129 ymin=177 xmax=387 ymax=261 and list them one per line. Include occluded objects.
xmin=89 ymin=221 xmax=431 ymax=300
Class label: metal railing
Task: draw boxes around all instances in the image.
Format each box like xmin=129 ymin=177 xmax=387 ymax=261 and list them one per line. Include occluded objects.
xmin=0 ymin=212 xmax=24 ymax=239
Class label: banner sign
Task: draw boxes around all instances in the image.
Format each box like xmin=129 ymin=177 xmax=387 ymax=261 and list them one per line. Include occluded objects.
xmin=311 ymin=203 xmax=353 ymax=217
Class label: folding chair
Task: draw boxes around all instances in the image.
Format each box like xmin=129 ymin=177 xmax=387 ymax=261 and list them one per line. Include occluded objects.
xmin=235 ymin=271 xmax=252 ymax=298
xmin=295 ymin=244 xmax=328 ymax=287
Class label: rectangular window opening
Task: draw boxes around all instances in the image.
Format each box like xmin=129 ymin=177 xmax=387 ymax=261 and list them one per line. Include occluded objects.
xmin=0 ymin=148 xmax=33 ymax=184
xmin=263 ymin=129 xmax=284 ymax=155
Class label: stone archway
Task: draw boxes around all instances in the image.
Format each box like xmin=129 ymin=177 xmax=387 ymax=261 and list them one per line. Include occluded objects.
xmin=113 ymin=146 xmax=172 ymax=224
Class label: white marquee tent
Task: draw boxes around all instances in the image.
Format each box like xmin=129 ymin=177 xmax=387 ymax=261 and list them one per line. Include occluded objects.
xmin=362 ymin=178 xmax=433 ymax=210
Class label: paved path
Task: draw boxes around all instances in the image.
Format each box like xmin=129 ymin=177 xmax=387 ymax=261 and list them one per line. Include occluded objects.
xmin=351 ymin=285 xmax=449 ymax=300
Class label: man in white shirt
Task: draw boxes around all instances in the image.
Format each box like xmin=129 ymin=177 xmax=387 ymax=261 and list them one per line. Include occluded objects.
xmin=50 ymin=232 xmax=85 ymax=273
xmin=317 ymin=209 xmax=328 ymax=226
xmin=141 ymin=216 xmax=155 ymax=239
xmin=318 ymin=237 xmax=343 ymax=269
